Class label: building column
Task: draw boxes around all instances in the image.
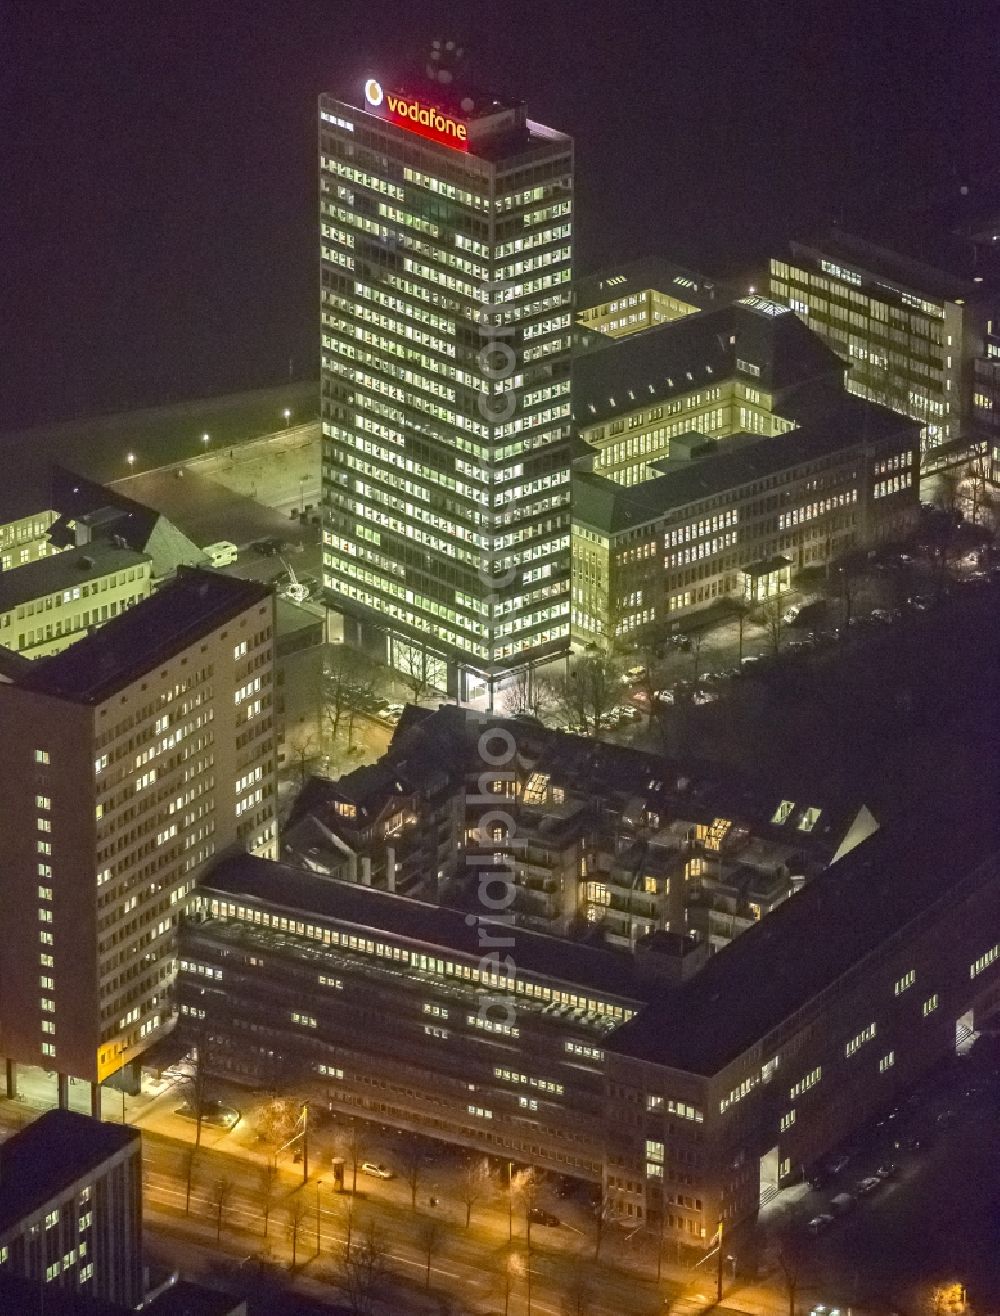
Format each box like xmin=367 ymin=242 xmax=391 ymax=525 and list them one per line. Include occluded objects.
xmin=57 ymin=1073 xmax=69 ymax=1109
xmin=90 ymin=1081 xmax=102 ymax=1120
xmin=4 ymin=1059 xmax=16 ymax=1100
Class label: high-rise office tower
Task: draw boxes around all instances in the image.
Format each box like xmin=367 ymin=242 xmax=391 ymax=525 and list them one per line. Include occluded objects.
xmin=0 ymin=568 xmax=276 ymax=1107
xmin=319 ymin=56 xmax=573 ymax=701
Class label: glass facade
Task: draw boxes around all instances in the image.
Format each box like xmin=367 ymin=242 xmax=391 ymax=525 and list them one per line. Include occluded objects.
xmin=318 ymin=87 xmax=574 ymax=687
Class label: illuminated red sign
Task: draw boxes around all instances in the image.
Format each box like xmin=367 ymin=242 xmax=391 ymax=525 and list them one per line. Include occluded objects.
xmin=364 ymin=78 xmax=469 ymax=151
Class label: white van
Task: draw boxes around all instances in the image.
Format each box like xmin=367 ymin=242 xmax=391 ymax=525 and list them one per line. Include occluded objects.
xmin=203 ymin=541 xmax=238 ymax=568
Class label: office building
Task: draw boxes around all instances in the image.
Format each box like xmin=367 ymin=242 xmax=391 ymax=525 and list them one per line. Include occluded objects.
xmin=568 ymin=295 xmax=920 ymax=644
xmin=178 ymin=788 xmax=1000 ymax=1247
xmin=0 ymin=1110 xmax=141 ymax=1308
xmin=0 ymin=545 xmax=152 ymax=659
xmin=0 ymin=506 xmax=60 ymax=572
xmin=318 ymin=64 xmax=574 ymax=700
xmin=769 ymin=225 xmax=1000 ymax=463
xmin=0 ymin=568 xmax=277 ymax=1107
xmin=575 ymin=256 xmax=736 ymax=341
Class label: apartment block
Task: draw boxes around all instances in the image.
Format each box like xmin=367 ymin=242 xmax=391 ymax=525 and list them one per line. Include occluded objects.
xmin=0 ymin=1111 xmax=141 ymax=1307
xmin=280 ymin=707 xmax=877 ymax=944
xmin=0 ymin=567 xmax=277 ymax=1104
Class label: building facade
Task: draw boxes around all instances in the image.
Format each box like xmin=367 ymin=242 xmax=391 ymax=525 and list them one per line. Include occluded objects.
xmin=0 ymin=545 xmax=152 ymax=659
xmin=178 ymin=800 xmax=1000 ymax=1249
xmin=0 ymin=1111 xmax=142 ymax=1307
xmin=0 ymin=568 xmax=277 ymax=1103
xmin=569 ymin=297 xmax=921 ymax=645
xmin=769 ymin=230 xmax=998 ymax=463
xmin=318 ymin=70 xmax=574 ymax=700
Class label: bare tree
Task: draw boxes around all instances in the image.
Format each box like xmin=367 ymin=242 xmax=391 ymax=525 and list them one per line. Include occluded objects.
xmin=183 ymin=1147 xmax=198 ymax=1216
xmin=259 ymin=1159 xmax=280 ymax=1239
xmin=500 ymin=666 xmax=535 ymax=717
xmin=323 ymin=646 xmax=385 ymax=753
xmin=511 ymin=1167 xmax=540 ymax=1248
xmin=285 ymin=726 xmax=322 ymax=784
xmin=561 ymin=1272 xmax=595 ymax=1316
xmin=340 ymin=1219 xmax=390 ymax=1316
xmin=286 ymin=1194 xmax=310 ymax=1267
xmin=338 ymin=1119 xmax=371 ymax=1197
xmin=537 ymin=654 xmax=621 ymax=737
xmin=732 ymin=599 xmax=752 ymax=665
xmin=769 ymin=1234 xmax=808 ymax=1316
xmin=417 ymin=1216 xmax=445 ymax=1290
xmin=590 ymin=1189 xmax=614 ymax=1262
xmin=396 ymin=643 xmax=436 ymax=704
xmin=457 ymin=1157 xmax=491 ymax=1228
xmin=211 ymin=1177 xmax=234 ymax=1243
xmin=399 ymin=1138 xmax=427 ymax=1211
xmin=756 ymin=595 xmax=784 ymax=655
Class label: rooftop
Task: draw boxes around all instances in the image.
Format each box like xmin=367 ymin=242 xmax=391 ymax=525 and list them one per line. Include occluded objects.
xmin=572 ymin=300 xmax=846 ymax=423
xmin=14 ymin=566 xmax=271 ymax=704
xmin=0 ymin=1111 xmax=138 ymax=1237
xmin=575 ymin=256 xmax=736 ymax=315
xmin=0 ymin=543 xmax=149 ymax=613
xmin=199 ymin=851 xmax=648 ymax=1004
xmin=572 ymin=395 xmax=919 ymax=536
xmin=789 ymin=224 xmax=1000 ymax=302
xmin=610 ymin=794 xmax=1000 ymax=1075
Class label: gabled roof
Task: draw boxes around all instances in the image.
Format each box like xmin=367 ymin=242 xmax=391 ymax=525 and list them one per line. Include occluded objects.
xmin=573 ymin=300 xmax=846 ymax=422
xmin=609 ymin=793 xmax=1000 ymax=1075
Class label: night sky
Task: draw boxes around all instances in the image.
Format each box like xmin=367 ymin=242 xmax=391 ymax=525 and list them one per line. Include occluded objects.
xmin=2 ymin=0 xmax=995 ymax=430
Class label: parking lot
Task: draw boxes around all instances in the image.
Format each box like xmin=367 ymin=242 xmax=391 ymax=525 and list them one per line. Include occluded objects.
xmin=752 ymin=1034 xmax=1000 ymax=1309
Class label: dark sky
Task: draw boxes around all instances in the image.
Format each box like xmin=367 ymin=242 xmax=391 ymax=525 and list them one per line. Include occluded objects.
xmin=1 ymin=0 xmax=996 ymax=429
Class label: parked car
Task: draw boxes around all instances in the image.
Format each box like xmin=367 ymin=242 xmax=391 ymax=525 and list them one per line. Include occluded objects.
xmin=807 ymin=1213 xmax=834 ymax=1236
xmin=527 ymin=1207 xmax=560 ymax=1227
xmin=360 ymin=1161 xmax=393 ymax=1180
xmin=692 ymin=688 xmax=719 ymax=705
xmin=875 ymin=1160 xmax=897 ymax=1181
xmin=383 ymin=703 xmax=406 ymax=724
xmin=830 ymin=1191 xmax=856 ymax=1214
xmin=671 ymin=634 xmax=692 ymax=651
xmin=856 ymin=1176 xmax=881 ymax=1197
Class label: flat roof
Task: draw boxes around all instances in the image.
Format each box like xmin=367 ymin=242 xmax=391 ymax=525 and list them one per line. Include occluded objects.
xmin=789 ymin=226 xmax=1000 ymax=302
xmin=575 ymin=257 xmax=736 ymax=315
xmin=200 ymin=852 xmax=648 ymax=1004
xmin=14 ymin=566 xmax=271 ymax=704
xmin=0 ymin=544 xmax=149 ymax=612
xmin=0 ymin=1111 xmax=138 ymax=1237
xmin=609 ymin=797 xmax=1000 ymax=1075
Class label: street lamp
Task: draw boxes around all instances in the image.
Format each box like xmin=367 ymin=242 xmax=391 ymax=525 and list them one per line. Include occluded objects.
xmin=299 ymin=474 xmax=308 ymax=516
xmin=126 ymin=452 xmax=136 ymax=470
xmin=315 ymin=1178 xmax=322 ymax=1256
xmin=201 ymin=432 xmax=210 ymax=446
xmin=283 ymin=408 xmax=292 ymax=426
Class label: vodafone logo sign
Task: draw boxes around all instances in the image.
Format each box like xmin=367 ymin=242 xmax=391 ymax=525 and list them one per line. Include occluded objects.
xmin=361 ymin=75 xmax=468 ymax=151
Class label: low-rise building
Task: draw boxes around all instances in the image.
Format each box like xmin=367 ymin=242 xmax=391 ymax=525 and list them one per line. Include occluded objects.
xmin=570 ymin=295 xmax=920 ymax=643
xmin=0 ymin=544 xmax=152 ymax=658
xmin=576 ymin=256 xmax=736 ymax=341
xmin=0 ymin=1111 xmax=141 ymax=1308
